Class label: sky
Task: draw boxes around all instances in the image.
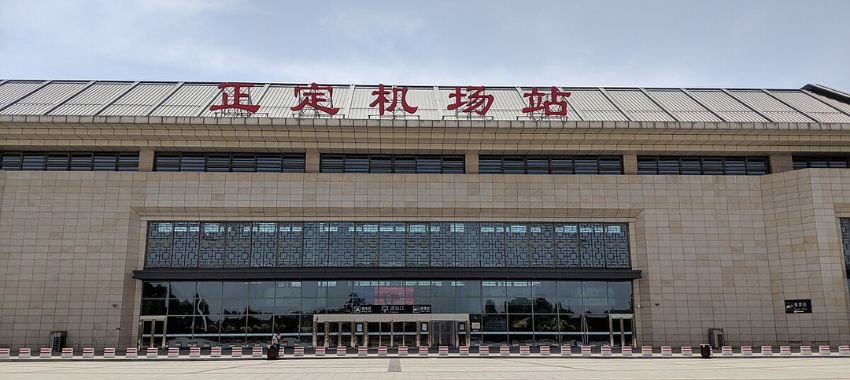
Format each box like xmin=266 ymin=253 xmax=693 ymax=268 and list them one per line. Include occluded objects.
xmin=1 ymin=0 xmax=849 ymax=90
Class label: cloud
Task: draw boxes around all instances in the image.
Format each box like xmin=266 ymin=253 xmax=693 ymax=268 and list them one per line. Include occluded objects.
xmin=1 ymin=0 xmax=849 ymax=90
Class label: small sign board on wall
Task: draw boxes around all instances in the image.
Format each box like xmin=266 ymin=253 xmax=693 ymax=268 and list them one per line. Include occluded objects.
xmin=785 ymin=299 xmax=812 ymax=314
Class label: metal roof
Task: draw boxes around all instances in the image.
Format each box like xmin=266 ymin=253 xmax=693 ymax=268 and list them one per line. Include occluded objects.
xmin=0 ymin=80 xmax=848 ymax=123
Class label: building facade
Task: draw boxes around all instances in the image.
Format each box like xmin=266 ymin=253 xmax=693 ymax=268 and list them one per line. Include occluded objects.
xmin=1 ymin=80 xmax=850 ymax=350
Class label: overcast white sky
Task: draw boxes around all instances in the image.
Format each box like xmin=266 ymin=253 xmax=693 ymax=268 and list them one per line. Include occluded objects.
xmin=1 ymin=0 xmax=849 ymax=90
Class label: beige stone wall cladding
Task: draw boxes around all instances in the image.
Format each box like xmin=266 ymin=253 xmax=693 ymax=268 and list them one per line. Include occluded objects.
xmin=1 ymin=119 xmax=850 ymax=350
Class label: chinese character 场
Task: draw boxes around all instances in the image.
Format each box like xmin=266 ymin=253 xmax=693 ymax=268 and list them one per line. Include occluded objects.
xmin=447 ymin=86 xmax=494 ymax=116
xmin=369 ymin=84 xmax=418 ymax=116
xmin=291 ymin=83 xmax=340 ymax=115
xmin=209 ymin=83 xmax=260 ymax=113
xmin=522 ymin=86 xmax=571 ymax=116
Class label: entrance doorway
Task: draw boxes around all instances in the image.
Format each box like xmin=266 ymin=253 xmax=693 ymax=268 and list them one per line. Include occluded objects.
xmin=313 ymin=314 xmax=469 ymax=348
xmin=138 ymin=316 xmax=167 ymax=349
xmin=608 ymin=313 xmax=634 ymax=347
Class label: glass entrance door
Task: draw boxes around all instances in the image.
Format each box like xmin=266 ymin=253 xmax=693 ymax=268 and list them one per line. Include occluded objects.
xmin=138 ymin=316 xmax=167 ymax=349
xmin=608 ymin=313 xmax=634 ymax=347
xmin=430 ymin=321 xmax=457 ymax=347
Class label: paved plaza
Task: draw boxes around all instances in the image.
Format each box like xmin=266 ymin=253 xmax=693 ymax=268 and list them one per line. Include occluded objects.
xmin=2 ymin=357 xmax=849 ymax=380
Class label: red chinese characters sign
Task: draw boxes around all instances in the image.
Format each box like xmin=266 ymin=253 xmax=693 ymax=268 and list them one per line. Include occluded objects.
xmin=447 ymin=86 xmax=494 ymax=116
xmin=522 ymin=87 xmax=571 ymax=117
xmin=370 ymin=84 xmax=418 ymax=116
xmin=209 ymin=83 xmax=260 ymax=113
xmin=291 ymin=83 xmax=340 ymax=115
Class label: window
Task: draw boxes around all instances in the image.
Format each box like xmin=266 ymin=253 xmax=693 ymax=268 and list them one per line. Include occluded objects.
xmin=637 ymin=156 xmax=769 ymax=175
xmin=793 ymin=156 xmax=850 ymax=170
xmin=0 ymin=151 xmax=139 ymax=171
xmin=478 ymin=155 xmax=623 ymax=175
xmin=153 ymin=152 xmax=306 ymax=172
xmin=319 ymin=154 xmax=465 ymax=174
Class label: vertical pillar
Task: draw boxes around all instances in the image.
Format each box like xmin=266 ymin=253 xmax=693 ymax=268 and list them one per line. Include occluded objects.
xmin=350 ymin=322 xmax=356 ymax=347
xmin=138 ymin=147 xmax=155 ymax=171
xmin=390 ymin=321 xmax=394 ymax=347
xmin=306 ymin=150 xmax=320 ymax=173
xmin=416 ymin=322 xmax=421 ymax=347
xmin=312 ymin=319 xmax=317 ymax=347
xmin=363 ymin=322 xmax=369 ymax=347
xmin=465 ymin=152 xmax=479 ymax=174
xmin=323 ymin=322 xmax=329 ymax=348
xmin=623 ymin=153 xmax=637 ymax=175
xmin=769 ymin=153 xmax=793 ymax=173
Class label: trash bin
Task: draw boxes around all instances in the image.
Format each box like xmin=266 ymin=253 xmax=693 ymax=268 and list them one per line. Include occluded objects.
xmin=700 ymin=344 xmax=712 ymax=359
xmin=267 ymin=345 xmax=279 ymax=360
xmin=708 ymin=328 xmax=724 ymax=349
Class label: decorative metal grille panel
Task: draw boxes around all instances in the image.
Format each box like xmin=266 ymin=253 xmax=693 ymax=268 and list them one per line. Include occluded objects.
xmin=144 ymin=221 xmax=631 ymax=270
xmin=841 ymin=219 xmax=850 ymax=268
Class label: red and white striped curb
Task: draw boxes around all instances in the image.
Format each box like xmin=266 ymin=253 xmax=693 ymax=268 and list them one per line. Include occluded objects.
xmin=479 ymin=345 xmax=490 ymax=356
xmin=251 ymin=347 xmax=263 ymax=358
xmin=5 ymin=344 xmax=850 ymax=359
xmin=500 ymin=344 xmax=510 ymax=356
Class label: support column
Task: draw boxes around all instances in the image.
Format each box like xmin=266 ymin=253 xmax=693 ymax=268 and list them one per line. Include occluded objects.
xmin=306 ymin=150 xmax=320 ymax=173
xmin=363 ymin=322 xmax=369 ymax=347
xmin=416 ymin=322 xmax=421 ymax=347
xmin=323 ymin=322 xmax=329 ymax=348
xmin=465 ymin=152 xmax=479 ymax=174
xmin=350 ymin=322 xmax=356 ymax=347
xmin=623 ymin=153 xmax=638 ymax=175
xmin=769 ymin=153 xmax=793 ymax=173
xmin=138 ymin=147 xmax=154 ymax=171
xmin=312 ymin=319 xmax=317 ymax=347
